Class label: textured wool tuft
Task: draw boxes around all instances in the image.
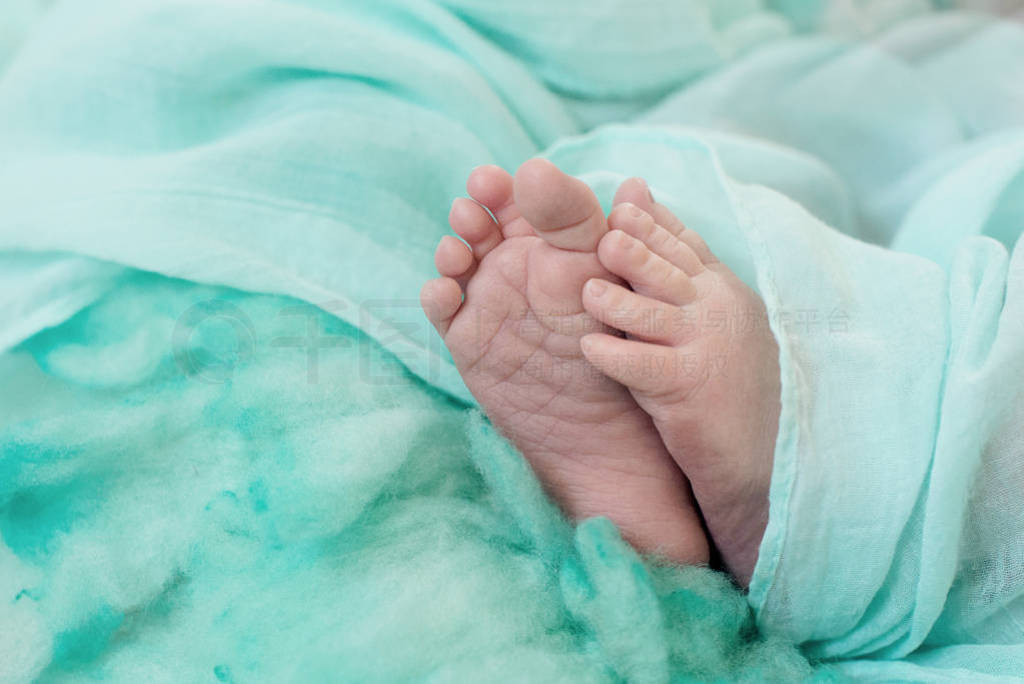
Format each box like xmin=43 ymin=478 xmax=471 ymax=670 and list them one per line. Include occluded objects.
xmin=2 ymin=281 xmax=820 ymax=681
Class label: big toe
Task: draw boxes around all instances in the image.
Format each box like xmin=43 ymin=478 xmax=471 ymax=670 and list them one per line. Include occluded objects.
xmin=514 ymin=158 xmax=607 ymax=252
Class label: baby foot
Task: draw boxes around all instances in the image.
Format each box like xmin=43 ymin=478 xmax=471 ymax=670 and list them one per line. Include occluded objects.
xmin=421 ymin=161 xmax=709 ymax=565
xmin=579 ymin=182 xmax=780 ymax=586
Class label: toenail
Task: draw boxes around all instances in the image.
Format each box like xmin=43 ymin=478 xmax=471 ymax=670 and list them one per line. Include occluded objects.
xmin=628 ymin=204 xmax=644 ymax=219
xmin=587 ymin=279 xmax=607 ymax=297
xmin=619 ymin=233 xmax=635 ymax=248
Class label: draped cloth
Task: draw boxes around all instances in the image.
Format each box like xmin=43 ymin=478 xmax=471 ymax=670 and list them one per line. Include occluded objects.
xmin=1 ymin=0 xmax=1022 ymax=680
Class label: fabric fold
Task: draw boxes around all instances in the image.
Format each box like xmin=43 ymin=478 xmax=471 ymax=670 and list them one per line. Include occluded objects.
xmin=1 ymin=0 xmax=1022 ymax=680
xmin=546 ymin=124 xmax=1024 ymax=676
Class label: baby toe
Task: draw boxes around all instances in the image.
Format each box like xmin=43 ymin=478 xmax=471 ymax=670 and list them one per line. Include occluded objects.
xmin=608 ymin=203 xmax=704 ymax=276
xmin=420 ymin=277 xmax=464 ymax=337
xmin=434 ymin=235 xmax=475 ymax=281
xmin=613 ymin=181 xmax=718 ymax=265
xmin=582 ymin=279 xmax=682 ymax=345
xmin=580 ymin=333 xmax=680 ymax=396
xmin=514 ymin=158 xmax=607 ymax=252
xmin=449 ymin=197 xmax=502 ymax=259
xmin=597 ymin=230 xmax=696 ymax=306
xmin=647 ymin=201 xmax=717 ymax=266
xmin=467 ymin=164 xmax=520 ymax=226
xmin=612 ymin=176 xmax=652 ymax=209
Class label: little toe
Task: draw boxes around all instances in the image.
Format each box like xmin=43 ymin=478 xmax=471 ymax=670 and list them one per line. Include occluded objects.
xmin=582 ymin=279 xmax=682 ymax=344
xmin=608 ymin=203 xmax=704 ymax=276
xmin=597 ymin=230 xmax=696 ymax=305
xmin=450 ymin=197 xmax=502 ymax=259
xmin=420 ymin=277 xmax=463 ymax=337
xmin=434 ymin=235 xmax=475 ymax=281
xmin=613 ymin=178 xmax=717 ymax=265
xmin=513 ymin=158 xmax=607 ymax=252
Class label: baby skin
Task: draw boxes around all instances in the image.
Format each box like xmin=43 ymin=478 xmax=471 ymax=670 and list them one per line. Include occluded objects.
xmin=421 ymin=160 xmax=780 ymax=585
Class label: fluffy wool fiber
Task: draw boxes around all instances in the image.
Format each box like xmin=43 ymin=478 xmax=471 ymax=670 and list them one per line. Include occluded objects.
xmin=3 ymin=0 xmax=1024 ymax=681
xmin=1 ymin=277 xmax=822 ymax=681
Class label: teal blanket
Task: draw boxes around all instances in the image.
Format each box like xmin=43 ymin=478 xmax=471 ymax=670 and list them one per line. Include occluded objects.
xmin=2 ymin=0 xmax=1023 ymax=681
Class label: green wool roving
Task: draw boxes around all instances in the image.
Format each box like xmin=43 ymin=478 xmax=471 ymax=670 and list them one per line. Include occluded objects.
xmin=2 ymin=0 xmax=1024 ymax=681
xmin=2 ymin=279 xmax=821 ymax=681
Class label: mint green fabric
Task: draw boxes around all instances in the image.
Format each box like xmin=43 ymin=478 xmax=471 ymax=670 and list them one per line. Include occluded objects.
xmin=1 ymin=0 xmax=1022 ymax=681
xmin=1 ymin=279 xmax=822 ymax=682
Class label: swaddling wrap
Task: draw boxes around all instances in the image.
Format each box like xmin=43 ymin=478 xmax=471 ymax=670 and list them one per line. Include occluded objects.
xmin=1 ymin=0 xmax=1023 ymax=680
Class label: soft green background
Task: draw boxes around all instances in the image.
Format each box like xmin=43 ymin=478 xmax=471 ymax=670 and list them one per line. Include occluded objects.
xmin=1 ymin=1 xmax=1022 ymax=681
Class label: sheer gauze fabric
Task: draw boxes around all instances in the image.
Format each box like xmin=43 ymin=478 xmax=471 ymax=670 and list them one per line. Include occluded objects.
xmin=1 ymin=0 xmax=1023 ymax=681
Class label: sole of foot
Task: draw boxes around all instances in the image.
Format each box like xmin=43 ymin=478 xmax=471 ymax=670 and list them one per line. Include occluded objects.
xmin=421 ymin=161 xmax=709 ymax=565
xmin=579 ymin=179 xmax=781 ymax=586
